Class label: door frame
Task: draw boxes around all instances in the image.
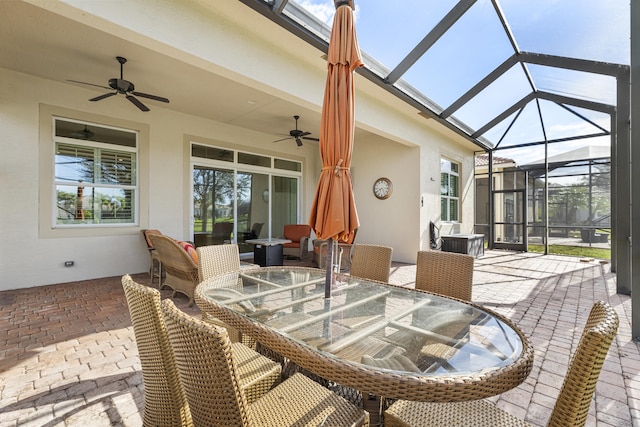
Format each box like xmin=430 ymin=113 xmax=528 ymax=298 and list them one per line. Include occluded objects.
xmin=492 ymin=188 xmax=527 ymax=251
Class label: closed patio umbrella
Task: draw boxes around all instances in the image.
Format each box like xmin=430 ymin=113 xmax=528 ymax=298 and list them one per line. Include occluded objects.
xmin=308 ymin=0 xmax=362 ymax=296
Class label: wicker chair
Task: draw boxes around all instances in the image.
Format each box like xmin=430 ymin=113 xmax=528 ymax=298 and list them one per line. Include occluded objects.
xmin=197 ymin=244 xmax=258 ymax=282
xmin=121 ymin=275 xmax=193 ymax=427
xmin=141 ymin=229 xmax=163 ymax=288
xmin=332 ymin=243 xmax=392 ymax=416
xmin=149 ymin=234 xmax=199 ymax=306
xmin=415 ymin=250 xmax=474 ymax=301
xmin=123 ymin=275 xmax=282 ymax=407
xmin=384 ymin=300 xmax=619 ymax=427
xmin=313 ymin=239 xmax=356 ymax=270
xmin=196 ymin=244 xmax=257 ymax=346
xmin=197 ymin=244 xmax=241 ymax=282
xmin=350 ymin=244 xmax=393 ymax=283
xmin=160 ymin=298 xmax=369 ymax=427
xmin=313 ymin=229 xmax=357 ymax=270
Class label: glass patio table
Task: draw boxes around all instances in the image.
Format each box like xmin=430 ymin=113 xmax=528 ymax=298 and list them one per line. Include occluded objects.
xmin=195 ymin=267 xmax=534 ymax=402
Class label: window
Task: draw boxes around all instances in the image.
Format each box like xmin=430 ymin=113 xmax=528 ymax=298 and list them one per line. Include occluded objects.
xmin=54 ymin=119 xmax=138 ymax=226
xmin=441 ymin=158 xmax=460 ymax=222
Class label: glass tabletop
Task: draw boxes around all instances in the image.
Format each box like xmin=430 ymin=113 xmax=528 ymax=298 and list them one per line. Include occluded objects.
xmin=197 ymin=267 xmax=524 ymax=378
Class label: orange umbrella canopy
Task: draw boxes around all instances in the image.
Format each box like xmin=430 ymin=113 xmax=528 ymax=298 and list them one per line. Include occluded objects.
xmin=309 ymin=0 xmax=363 ymax=242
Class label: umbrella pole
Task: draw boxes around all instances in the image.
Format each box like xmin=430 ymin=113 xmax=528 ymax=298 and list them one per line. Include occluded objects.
xmin=324 ymin=238 xmax=335 ymax=298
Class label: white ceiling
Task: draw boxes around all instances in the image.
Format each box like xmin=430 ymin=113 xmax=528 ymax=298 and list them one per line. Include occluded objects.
xmin=0 ymin=0 xmax=336 ymax=145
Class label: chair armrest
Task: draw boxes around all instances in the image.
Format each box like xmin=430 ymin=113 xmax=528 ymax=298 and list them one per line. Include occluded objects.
xmin=313 ymin=239 xmax=328 ymax=251
xmin=300 ymin=236 xmax=310 ymax=258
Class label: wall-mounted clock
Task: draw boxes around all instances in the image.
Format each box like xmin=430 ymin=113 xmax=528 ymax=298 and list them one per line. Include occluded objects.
xmin=373 ymin=177 xmax=392 ymax=200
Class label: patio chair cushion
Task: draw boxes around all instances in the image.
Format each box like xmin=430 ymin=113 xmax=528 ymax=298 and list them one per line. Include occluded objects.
xmin=143 ymin=229 xmax=163 ymax=248
xmin=176 ymin=240 xmax=198 ymax=264
xmin=282 ymin=224 xmax=312 ymax=248
xmin=282 ymin=224 xmax=312 ymax=260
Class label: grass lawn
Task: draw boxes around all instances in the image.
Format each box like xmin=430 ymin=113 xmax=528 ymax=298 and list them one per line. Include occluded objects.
xmin=528 ymin=244 xmax=610 ymax=260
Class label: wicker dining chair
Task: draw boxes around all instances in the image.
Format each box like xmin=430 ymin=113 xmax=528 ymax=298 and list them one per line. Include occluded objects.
xmin=123 ymin=275 xmax=282 ymax=407
xmin=332 ymin=243 xmax=392 ymax=418
xmin=160 ymin=298 xmax=370 ymax=427
xmin=196 ymin=243 xmax=258 ymax=282
xmin=197 ymin=243 xmax=242 ymax=282
xmin=415 ymin=250 xmax=474 ymax=301
xmin=196 ymin=244 xmax=257 ymax=346
xmin=121 ymin=275 xmax=193 ymax=427
xmin=350 ymin=244 xmax=393 ymax=283
xmin=384 ymin=300 xmax=619 ymax=427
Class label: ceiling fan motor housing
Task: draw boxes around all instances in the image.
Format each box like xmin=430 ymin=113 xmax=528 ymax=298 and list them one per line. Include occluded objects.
xmin=109 ymin=78 xmax=135 ymax=93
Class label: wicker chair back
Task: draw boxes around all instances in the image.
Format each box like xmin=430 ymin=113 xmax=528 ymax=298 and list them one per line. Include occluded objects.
xmin=149 ymin=234 xmax=199 ymax=306
xmin=415 ymin=250 xmax=474 ymax=301
xmin=350 ymin=244 xmax=393 ymax=283
xmin=196 ymin=244 xmax=241 ymax=282
xmin=121 ymin=275 xmax=193 ymax=427
xmin=161 ymin=298 xmax=369 ymax=427
xmin=548 ymin=300 xmax=619 ymax=426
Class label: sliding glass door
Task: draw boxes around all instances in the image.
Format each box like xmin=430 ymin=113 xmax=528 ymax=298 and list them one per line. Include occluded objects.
xmin=236 ymin=171 xmax=270 ymax=254
xmin=193 ymin=167 xmax=235 ymax=248
xmin=191 ymin=144 xmax=302 ymax=255
xmin=271 ymin=175 xmax=299 ymax=238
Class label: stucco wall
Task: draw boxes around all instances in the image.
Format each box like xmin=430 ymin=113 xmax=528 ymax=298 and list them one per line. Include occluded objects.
xmin=1 ymin=66 xmax=475 ymax=290
xmin=0 ymin=68 xmax=320 ymax=290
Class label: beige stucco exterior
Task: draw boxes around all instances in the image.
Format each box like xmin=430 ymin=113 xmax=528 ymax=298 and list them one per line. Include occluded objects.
xmin=0 ymin=0 xmax=478 ymax=290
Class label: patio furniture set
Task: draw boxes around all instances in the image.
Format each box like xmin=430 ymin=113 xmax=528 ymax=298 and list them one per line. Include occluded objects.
xmin=128 ymin=232 xmax=619 ymax=426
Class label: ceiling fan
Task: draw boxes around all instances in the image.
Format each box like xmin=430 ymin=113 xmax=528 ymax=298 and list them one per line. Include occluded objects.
xmin=70 ymin=125 xmax=95 ymax=140
xmin=273 ymin=115 xmax=319 ymax=147
xmin=68 ymin=56 xmax=169 ymax=112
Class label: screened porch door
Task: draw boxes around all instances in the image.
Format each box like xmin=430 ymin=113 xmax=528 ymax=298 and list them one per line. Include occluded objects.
xmin=493 ymin=189 xmax=527 ymax=251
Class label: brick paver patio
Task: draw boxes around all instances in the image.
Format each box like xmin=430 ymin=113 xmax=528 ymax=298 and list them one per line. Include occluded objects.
xmin=0 ymin=250 xmax=637 ymax=426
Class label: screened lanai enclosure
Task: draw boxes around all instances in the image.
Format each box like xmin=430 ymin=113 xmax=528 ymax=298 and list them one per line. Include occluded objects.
xmin=475 ymin=150 xmax=611 ymax=255
xmin=241 ymin=0 xmax=640 ymax=337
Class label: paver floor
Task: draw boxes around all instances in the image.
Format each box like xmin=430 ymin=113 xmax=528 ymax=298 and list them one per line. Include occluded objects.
xmin=0 ymin=250 xmax=637 ymax=426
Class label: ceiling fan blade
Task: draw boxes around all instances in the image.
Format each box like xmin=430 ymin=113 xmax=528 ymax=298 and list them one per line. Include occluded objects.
xmin=273 ymin=136 xmax=293 ymax=143
xmin=299 ymin=131 xmax=311 ymax=137
xmin=126 ymin=95 xmax=150 ymax=112
xmin=295 ymin=137 xmax=303 ymax=147
xmin=68 ymin=79 xmax=111 ymax=90
xmin=301 ymin=136 xmax=320 ymax=141
xmin=132 ymin=91 xmax=170 ymax=103
xmin=89 ymin=92 xmax=117 ymax=102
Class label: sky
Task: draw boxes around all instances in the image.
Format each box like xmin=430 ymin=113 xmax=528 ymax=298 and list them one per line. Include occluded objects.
xmin=293 ymin=0 xmax=629 ymax=165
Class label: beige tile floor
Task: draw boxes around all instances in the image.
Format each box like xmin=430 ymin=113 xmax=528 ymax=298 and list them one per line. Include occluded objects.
xmin=0 ymin=250 xmax=637 ymax=426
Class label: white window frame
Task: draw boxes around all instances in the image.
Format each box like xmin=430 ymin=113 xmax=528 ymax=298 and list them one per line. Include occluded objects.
xmin=441 ymin=157 xmax=460 ymax=223
xmin=39 ymin=105 xmax=149 ymax=239
xmin=189 ymin=142 xmax=303 ymax=241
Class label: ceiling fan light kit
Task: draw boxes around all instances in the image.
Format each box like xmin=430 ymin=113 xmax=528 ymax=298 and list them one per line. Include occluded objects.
xmin=69 ymin=56 xmax=169 ymax=112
